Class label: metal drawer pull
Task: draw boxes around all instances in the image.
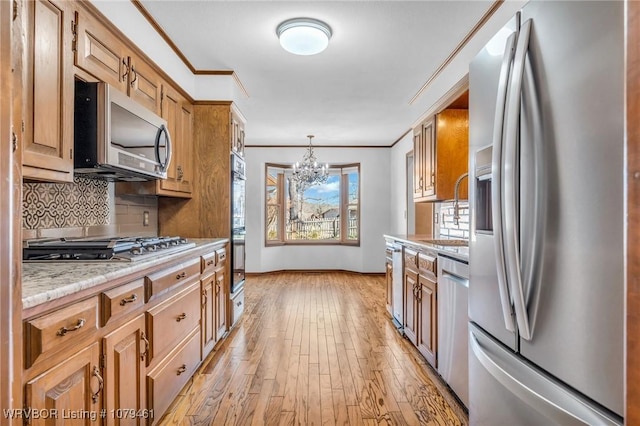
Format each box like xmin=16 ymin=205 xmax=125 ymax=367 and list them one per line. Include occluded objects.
xmin=237 ymin=300 xmax=242 ymax=307
xmin=57 ymin=318 xmax=85 ymax=336
xmin=140 ymin=332 xmax=150 ymax=361
xmin=206 ymin=260 xmax=214 ymax=266
xmin=177 ymin=364 xmax=187 ymax=375
xmin=176 ymin=272 xmax=186 ymax=280
xmin=91 ymin=365 xmax=103 ymax=403
xmin=119 ymin=294 xmax=138 ymax=306
xmin=176 ymin=313 xmax=187 ymax=322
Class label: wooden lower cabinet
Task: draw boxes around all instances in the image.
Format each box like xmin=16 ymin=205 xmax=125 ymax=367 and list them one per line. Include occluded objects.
xmin=147 ymin=327 xmax=200 ymax=425
xmin=404 ymin=268 xmax=418 ymax=346
xmin=201 ymin=272 xmax=216 ymax=357
xmin=417 ymin=275 xmax=438 ymax=368
xmin=215 ymin=268 xmax=227 ymax=340
xmin=25 ymin=342 xmax=103 ymax=425
xmin=402 ymin=247 xmax=439 ymax=369
xmin=102 ymin=314 xmax=147 ymax=426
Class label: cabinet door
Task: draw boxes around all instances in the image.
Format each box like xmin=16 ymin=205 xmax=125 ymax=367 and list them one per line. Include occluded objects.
xmin=201 ymin=274 xmax=215 ymax=357
xmin=176 ymin=102 xmax=194 ymax=193
xmin=26 ymin=342 xmax=102 ymax=425
xmin=75 ymin=9 xmax=128 ymax=93
xmin=159 ymin=85 xmax=180 ymax=193
xmin=412 ymin=130 xmax=424 ymax=199
xmin=230 ymin=113 xmax=244 ymax=157
xmin=422 ymin=118 xmax=436 ymax=198
xmin=103 ymin=315 xmax=147 ymax=426
xmin=128 ymin=56 xmax=162 ymax=115
xmin=23 ymin=0 xmax=74 ymax=182
xmin=215 ymin=269 xmax=227 ymax=340
xmin=403 ymin=268 xmax=418 ymax=346
xmin=417 ymin=275 xmax=437 ymax=368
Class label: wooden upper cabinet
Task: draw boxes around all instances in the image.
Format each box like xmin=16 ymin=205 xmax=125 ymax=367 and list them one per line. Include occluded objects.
xmin=231 ymin=111 xmax=245 ymax=157
xmin=413 ymin=108 xmax=469 ymax=202
xmin=22 ymin=0 xmax=75 ymax=182
xmin=129 ymin=55 xmax=162 ymax=115
xmin=74 ymin=7 xmax=162 ymax=115
xmin=413 ymin=117 xmax=435 ymax=199
xmin=159 ymin=85 xmax=193 ymax=195
xmin=74 ymin=8 xmax=128 ymax=93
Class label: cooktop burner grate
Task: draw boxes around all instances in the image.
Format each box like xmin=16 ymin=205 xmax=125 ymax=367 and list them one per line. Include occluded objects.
xmin=23 ymin=236 xmax=195 ymax=262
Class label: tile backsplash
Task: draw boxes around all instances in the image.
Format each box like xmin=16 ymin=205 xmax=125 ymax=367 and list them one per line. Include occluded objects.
xmin=23 ymin=178 xmax=157 ymax=239
xmin=435 ymin=201 xmax=469 ymax=239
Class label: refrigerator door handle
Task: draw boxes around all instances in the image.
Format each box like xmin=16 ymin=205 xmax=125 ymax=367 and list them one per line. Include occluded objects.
xmin=502 ymin=18 xmax=532 ymax=340
xmin=491 ymin=31 xmax=518 ymax=333
xmin=470 ymin=325 xmax=622 ymax=426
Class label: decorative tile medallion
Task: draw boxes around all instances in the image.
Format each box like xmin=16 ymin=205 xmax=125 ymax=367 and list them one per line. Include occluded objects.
xmin=23 ymin=177 xmax=110 ymax=230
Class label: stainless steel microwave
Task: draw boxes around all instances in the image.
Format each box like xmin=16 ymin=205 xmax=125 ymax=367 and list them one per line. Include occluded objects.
xmin=74 ymin=80 xmax=171 ymax=181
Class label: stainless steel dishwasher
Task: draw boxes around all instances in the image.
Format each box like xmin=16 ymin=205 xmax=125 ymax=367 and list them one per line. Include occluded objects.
xmin=437 ymin=254 xmax=469 ymax=407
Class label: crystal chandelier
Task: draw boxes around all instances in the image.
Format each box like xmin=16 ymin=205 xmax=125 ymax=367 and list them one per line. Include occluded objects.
xmin=292 ymin=135 xmax=328 ymax=188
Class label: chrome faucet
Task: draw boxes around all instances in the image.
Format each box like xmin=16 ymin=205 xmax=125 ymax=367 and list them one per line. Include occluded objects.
xmin=453 ymin=172 xmax=469 ymax=226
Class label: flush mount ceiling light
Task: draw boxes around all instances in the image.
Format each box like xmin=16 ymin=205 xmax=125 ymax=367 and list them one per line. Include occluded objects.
xmin=277 ymin=18 xmax=332 ymax=56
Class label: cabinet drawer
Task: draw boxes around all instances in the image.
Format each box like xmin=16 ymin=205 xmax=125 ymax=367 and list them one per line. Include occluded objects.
xmin=404 ymin=248 xmax=418 ymax=270
xmin=146 ymin=283 xmax=200 ymax=364
xmin=25 ymin=297 xmax=98 ymax=368
xmin=145 ymin=258 xmax=200 ymax=301
xmin=418 ymin=252 xmax=437 ymax=277
xmin=147 ymin=327 xmax=200 ymax=424
xmin=216 ymin=248 xmax=227 ymax=265
xmin=201 ymin=251 xmax=217 ymax=276
xmin=101 ymin=279 xmax=144 ymax=326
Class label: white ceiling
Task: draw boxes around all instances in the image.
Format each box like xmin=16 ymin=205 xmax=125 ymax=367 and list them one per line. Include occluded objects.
xmin=138 ymin=1 xmax=511 ymax=147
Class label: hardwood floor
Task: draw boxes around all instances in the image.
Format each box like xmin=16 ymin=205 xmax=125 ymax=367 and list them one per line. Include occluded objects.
xmin=160 ymin=271 xmax=468 ymax=425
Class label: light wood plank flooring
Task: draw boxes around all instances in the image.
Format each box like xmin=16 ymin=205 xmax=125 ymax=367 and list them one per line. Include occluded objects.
xmin=160 ymin=271 xmax=468 ymax=425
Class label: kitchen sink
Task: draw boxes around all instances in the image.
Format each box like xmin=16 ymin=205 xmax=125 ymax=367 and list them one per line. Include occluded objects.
xmin=419 ymin=239 xmax=469 ymax=247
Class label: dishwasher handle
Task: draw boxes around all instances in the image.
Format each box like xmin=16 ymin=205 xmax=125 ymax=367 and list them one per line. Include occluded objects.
xmin=441 ymin=271 xmax=469 ymax=288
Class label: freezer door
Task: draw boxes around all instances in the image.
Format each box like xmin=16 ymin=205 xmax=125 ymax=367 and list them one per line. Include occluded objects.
xmin=516 ymin=1 xmax=624 ymax=417
xmin=469 ymin=16 xmax=518 ymax=350
xmin=469 ymin=324 xmax=622 ymax=426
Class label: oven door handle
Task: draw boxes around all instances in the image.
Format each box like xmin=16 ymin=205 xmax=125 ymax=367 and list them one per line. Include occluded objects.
xmin=155 ymin=124 xmax=172 ymax=173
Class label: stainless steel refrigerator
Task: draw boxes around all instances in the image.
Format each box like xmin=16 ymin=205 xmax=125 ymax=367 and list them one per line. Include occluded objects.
xmin=468 ymin=1 xmax=624 ymax=424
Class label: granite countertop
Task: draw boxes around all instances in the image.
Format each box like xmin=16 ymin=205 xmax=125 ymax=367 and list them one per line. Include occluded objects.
xmin=22 ymin=238 xmax=228 ymax=310
xmin=384 ymin=234 xmax=469 ymax=262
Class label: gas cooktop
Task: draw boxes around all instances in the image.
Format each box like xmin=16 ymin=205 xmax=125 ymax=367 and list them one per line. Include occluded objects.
xmin=23 ymin=236 xmax=196 ymax=262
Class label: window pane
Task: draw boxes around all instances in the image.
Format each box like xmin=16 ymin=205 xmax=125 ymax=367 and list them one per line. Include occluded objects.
xmin=285 ymin=173 xmax=341 ymax=241
xmin=348 ymin=171 xmax=359 ymax=204
xmin=266 ymin=205 xmax=280 ymax=241
xmin=266 ymin=169 xmax=278 ymax=204
xmin=347 ymin=205 xmax=358 ymax=240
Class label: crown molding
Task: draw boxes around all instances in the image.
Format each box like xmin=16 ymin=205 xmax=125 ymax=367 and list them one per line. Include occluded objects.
xmin=408 ymin=0 xmax=504 ymax=105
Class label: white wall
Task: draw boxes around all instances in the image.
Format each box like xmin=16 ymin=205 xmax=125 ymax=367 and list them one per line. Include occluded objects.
xmin=245 ymin=147 xmax=390 ymax=273
xmin=389 ymin=132 xmax=414 ymax=235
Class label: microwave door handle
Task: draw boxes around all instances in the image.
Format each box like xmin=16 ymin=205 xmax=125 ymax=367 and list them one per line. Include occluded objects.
xmin=156 ymin=124 xmax=172 ymax=172
xmin=491 ymin=30 xmax=517 ymax=333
